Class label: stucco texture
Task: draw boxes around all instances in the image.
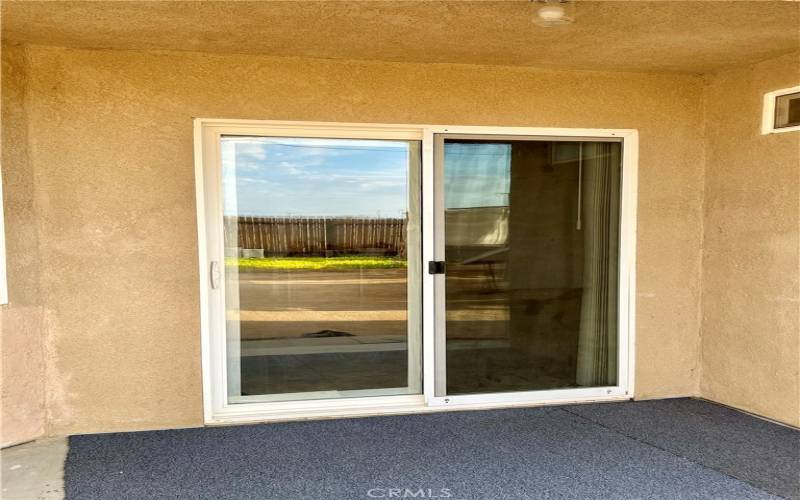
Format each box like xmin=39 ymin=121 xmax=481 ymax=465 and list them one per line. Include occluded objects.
xmin=701 ymin=52 xmax=800 ymax=427
xmin=0 ymin=43 xmax=46 ymax=446
xmin=2 ymin=1 xmax=798 ymax=74
xmin=5 ymin=43 xmax=707 ymax=435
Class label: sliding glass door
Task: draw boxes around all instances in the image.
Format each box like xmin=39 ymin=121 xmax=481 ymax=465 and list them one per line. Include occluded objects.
xmin=197 ymin=120 xmax=635 ymax=421
xmin=219 ymin=135 xmax=421 ymax=403
xmin=433 ymin=135 xmax=624 ymax=399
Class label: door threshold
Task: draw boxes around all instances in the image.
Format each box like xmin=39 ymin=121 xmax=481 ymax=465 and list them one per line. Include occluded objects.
xmin=205 ymin=393 xmax=632 ymax=426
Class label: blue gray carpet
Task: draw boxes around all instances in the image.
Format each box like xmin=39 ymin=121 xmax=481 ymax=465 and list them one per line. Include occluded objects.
xmin=64 ymin=398 xmax=799 ymax=500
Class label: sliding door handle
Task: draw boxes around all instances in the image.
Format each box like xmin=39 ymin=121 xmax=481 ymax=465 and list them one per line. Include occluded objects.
xmin=428 ymin=261 xmax=446 ymax=275
xmin=210 ymin=261 xmax=222 ymax=289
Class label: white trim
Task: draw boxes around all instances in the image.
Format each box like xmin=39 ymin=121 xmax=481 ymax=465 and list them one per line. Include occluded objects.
xmin=193 ymin=119 xmax=424 ymax=141
xmin=430 ymin=133 xmax=447 ymax=398
xmin=195 ymin=119 xmax=426 ymax=423
xmin=424 ymin=127 xmax=638 ymax=408
xmin=762 ymin=85 xmax=800 ymax=135
xmin=621 ymin=130 xmax=638 ymax=398
xmin=194 ymin=119 xmax=638 ymax=424
xmin=219 ymin=139 xmax=242 ymax=399
xmin=206 ymin=393 xmax=632 ymax=425
xmin=406 ymin=142 xmax=424 ymax=393
xmin=193 ymin=121 xmax=213 ymax=422
xmin=421 ymin=128 xmax=437 ymax=404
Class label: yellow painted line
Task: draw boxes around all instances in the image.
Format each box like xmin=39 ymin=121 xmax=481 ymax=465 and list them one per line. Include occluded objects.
xmin=238 ymin=278 xmax=407 ymax=285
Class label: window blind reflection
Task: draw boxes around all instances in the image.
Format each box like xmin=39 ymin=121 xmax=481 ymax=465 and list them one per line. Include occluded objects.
xmin=442 ymin=139 xmax=621 ymax=395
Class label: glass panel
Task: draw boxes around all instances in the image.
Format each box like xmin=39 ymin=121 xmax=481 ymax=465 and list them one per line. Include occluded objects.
xmin=442 ymin=138 xmax=621 ymax=395
xmin=774 ymin=92 xmax=800 ymax=129
xmin=221 ymin=136 xmax=421 ymax=402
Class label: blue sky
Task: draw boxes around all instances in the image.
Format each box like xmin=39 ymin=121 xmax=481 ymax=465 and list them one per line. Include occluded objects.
xmin=220 ymin=137 xmax=511 ymax=217
xmin=221 ymin=137 xmax=410 ymax=217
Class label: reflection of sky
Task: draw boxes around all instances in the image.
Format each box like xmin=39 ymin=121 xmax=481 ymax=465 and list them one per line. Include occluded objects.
xmin=444 ymin=142 xmax=511 ymax=209
xmin=221 ymin=137 xmax=410 ymax=217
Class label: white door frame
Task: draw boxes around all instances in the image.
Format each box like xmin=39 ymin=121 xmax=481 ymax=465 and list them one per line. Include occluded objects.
xmin=423 ymin=126 xmax=637 ymax=408
xmin=194 ymin=119 xmax=638 ymax=425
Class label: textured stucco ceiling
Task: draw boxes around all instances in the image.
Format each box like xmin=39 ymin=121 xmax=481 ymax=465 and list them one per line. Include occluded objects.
xmin=2 ymin=1 xmax=799 ymax=74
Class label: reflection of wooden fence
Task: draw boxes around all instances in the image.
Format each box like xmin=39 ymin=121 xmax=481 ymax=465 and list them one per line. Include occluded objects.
xmin=224 ymin=216 xmax=407 ymax=256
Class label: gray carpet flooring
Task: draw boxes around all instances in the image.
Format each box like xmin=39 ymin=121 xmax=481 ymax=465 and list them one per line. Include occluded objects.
xmin=64 ymin=398 xmax=799 ymax=500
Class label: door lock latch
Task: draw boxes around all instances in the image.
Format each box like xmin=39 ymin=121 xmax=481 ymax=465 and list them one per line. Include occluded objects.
xmin=428 ymin=261 xmax=446 ymax=275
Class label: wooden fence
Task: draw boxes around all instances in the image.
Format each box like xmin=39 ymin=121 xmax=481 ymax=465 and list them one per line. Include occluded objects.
xmin=224 ymin=216 xmax=407 ymax=257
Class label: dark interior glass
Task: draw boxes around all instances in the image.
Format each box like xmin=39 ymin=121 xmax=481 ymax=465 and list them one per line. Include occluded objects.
xmin=775 ymin=92 xmax=800 ymax=128
xmin=442 ymin=139 xmax=622 ymax=395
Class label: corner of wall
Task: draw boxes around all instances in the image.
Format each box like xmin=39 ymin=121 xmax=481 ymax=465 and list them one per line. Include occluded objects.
xmin=693 ymin=72 xmax=713 ymax=400
xmin=1 ymin=41 xmax=48 ymax=446
xmin=698 ymin=51 xmax=800 ymax=427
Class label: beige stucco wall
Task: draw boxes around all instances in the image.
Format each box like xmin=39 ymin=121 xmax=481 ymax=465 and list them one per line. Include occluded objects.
xmin=701 ymin=52 xmax=800 ymax=427
xmin=3 ymin=44 xmax=707 ymax=435
xmin=1 ymin=44 xmax=46 ymax=446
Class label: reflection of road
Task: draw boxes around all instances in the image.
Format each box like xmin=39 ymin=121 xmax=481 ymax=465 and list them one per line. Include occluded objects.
xmin=237 ymin=269 xmax=408 ymax=312
xmin=232 ymin=268 xmax=510 ymax=341
xmin=235 ymin=269 xmax=407 ymax=340
xmin=233 ymin=266 xmax=579 ymax=394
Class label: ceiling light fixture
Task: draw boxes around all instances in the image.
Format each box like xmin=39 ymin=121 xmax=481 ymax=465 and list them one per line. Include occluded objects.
xmin=532 ymin=0 xmax=575 ymax=27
